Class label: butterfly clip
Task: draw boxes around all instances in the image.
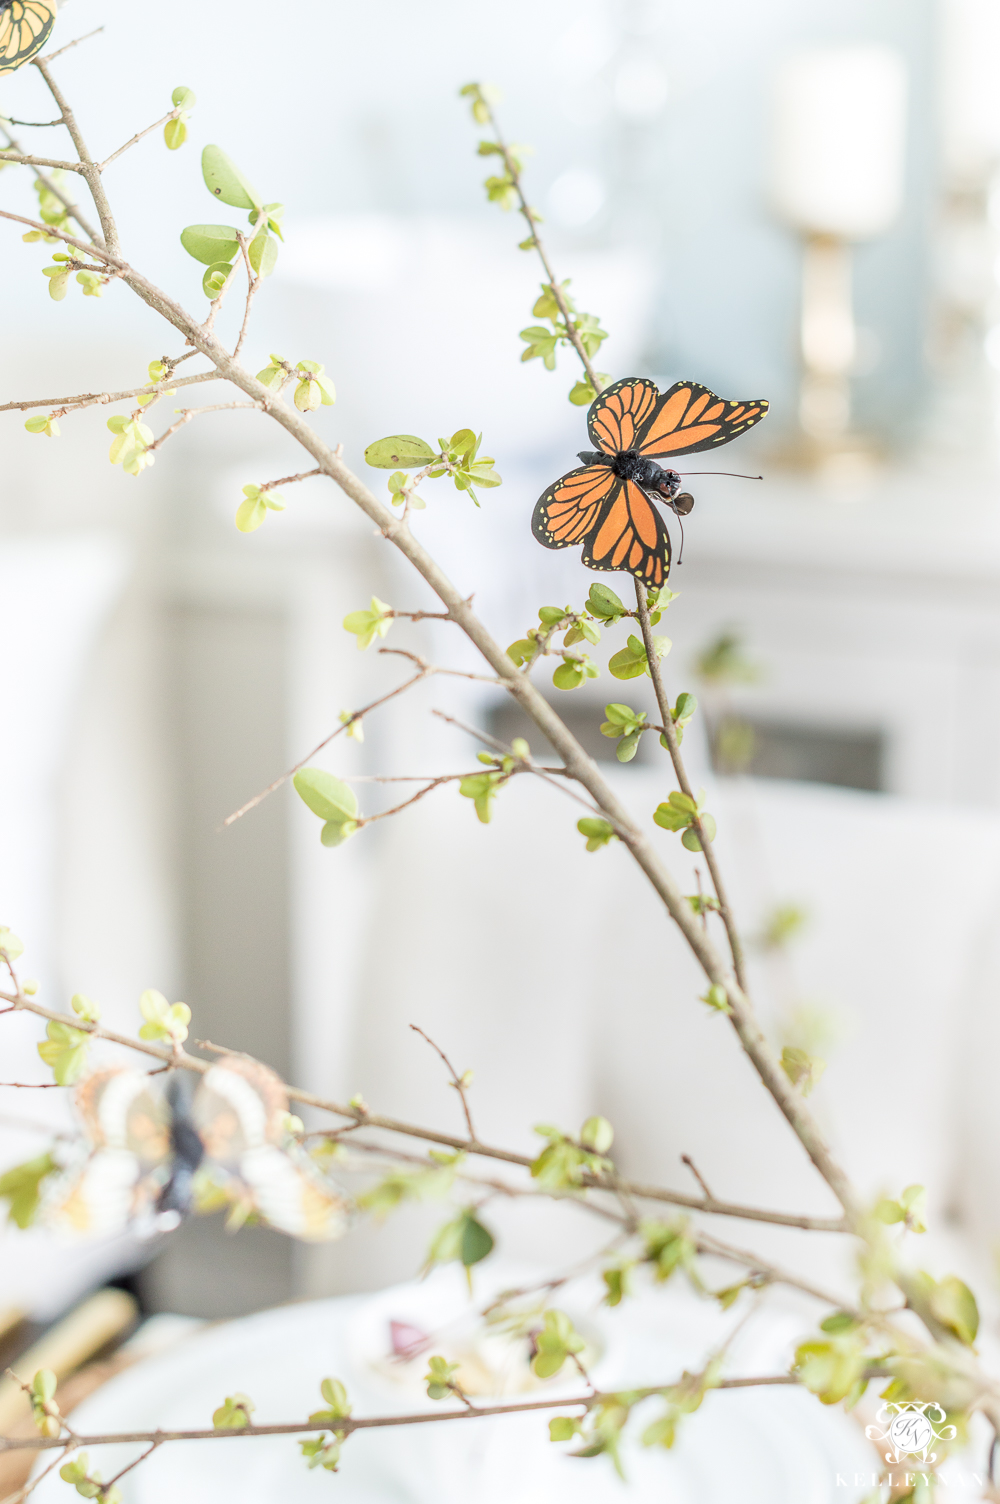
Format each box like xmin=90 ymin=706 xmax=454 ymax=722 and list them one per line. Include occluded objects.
xmin=533 ymin=377 xmax=768 ymax=586
xmin=42 ymin=1057 xmax=351 ymax=1242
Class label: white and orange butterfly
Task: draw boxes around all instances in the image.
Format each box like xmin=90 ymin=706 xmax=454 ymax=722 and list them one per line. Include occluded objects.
xmin=43 ymin=1057 xmax=351 ymax=1243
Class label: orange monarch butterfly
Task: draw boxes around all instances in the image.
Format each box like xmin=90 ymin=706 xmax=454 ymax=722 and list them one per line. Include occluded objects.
xmin=532 ymin=376 xmax=768 ymax=587
xmin=0 ymin=0 xmax=55 ymax=75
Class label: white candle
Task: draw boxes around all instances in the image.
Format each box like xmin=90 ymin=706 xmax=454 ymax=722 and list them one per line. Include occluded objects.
xmin=771 ymin=45 xmax=908 ymax=239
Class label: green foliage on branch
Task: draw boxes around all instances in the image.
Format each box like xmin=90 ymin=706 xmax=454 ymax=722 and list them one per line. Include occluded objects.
xmin=293 ymin=768 xmax=359 ymax=847
xmin=653 ymin=789 xmax=717 ymax=851
xmin=212 ymin=1392 xmax=255 ymax=1429
xmin=531 ymin=1118 xmax=614 ymax=1189
xmin=0 ymin=1154 xmax=59 ymax=1229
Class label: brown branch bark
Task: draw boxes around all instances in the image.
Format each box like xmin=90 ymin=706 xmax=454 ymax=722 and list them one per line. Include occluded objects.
xmin=0 ymin=1374 xmax=800 ymax=1453
xmin=33 ymin=59 xmax=119 ymax=257
xmin=0 ymin=991 xmax=846 ymax=1233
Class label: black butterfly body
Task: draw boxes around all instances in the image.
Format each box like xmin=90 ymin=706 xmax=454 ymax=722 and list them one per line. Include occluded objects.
xmin=575 ymin=448 xmax=694 ymax=515
xmin=533 ymin=377 xmax=768 ymax=586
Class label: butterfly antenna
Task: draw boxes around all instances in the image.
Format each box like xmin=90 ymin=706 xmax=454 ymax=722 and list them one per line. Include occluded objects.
xmin=678 ymin=471 xmax=763 ymax=480
xmin=675 ymin=512 xmax=686 ymax=566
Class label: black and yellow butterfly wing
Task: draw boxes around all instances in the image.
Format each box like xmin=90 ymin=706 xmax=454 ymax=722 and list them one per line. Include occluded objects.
xmin=532 ymin=463 xmax=670 ymax=586
xmin=0 ymin=0 xmax=55 ymax=75
xmin=532 ymin=462 xmax=618 ymax=552
xmin=633 ymin=380 xmax=768 ymax=458
xmin=587 ymin=377 xmax=662 ymax=456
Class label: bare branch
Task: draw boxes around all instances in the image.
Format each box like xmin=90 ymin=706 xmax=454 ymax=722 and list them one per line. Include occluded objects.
xmin=681 ymin=1154 xmax=714 ymax=1201
xmin=0 ymin=125 xmax=101 ymax=245
xmin=480 ymin=99 xmax=601 ymax=391
xmin=0 ymin=1375 xmax=801 ymax=1454
xmin=33 ymin=59 xmax=119 ymax=257
xmin=409 ymin=1024 xmax=477 ymax=1141
xmin=222 ymin=667 xmax=431 ymax=827
xmin=145 ymin=400 xmax=261 ymax=455
xmin=0 ymin=150 xmax=83 ymax=171
xmin=232 ymin=235 xmax=261 ymax=361
xmin=99 ymin=112 xmax=179 ymax=171
xmin=42 ymin=27 xmax=106 ymax=64
xmin=0 ymin=370 xmax=219 ymax=416
xmin=1 ymin=990 xmax=848 ymax=1232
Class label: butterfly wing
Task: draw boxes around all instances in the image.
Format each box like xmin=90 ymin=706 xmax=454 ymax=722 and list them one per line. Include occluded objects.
xmin=587 ymin=378 xmax=661 ymax=455
xmin=533 ymin=465 xmax=670 ymax=585
xmin=633 ymin=381 xmax=768 ymax=458
xmin=580 ymin=478 xmax=671 ymax=588
xmin=0 ymin=1 xmax=55 ymax=76
xmin=43 ymin=1069 xmax=172 ymax=1236
xmin=532 ymin=463 xmax=619 ymax=553
xmin=193 ymin=1057 xmax=350 ymax=1242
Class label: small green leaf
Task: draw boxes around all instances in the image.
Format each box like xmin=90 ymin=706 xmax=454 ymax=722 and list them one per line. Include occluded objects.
xmin=681 ymin=813 xmax=716 ymax=852
xmin=172 ymin=86 xmax=197 ymax=110
xmin=587 ymin=583 xmax=624 ymax=620
xmin=294 ymin=768 xmax=359 ymax=826
xmin=201 ymin=144 xmax=263 ymax=211
xmin=203 ymin=261 xmax=233 ymax=298
xmin=578 ymin=817 xmax=616 ymax=852
xmin=164 ymin=117 xmax=188 ymax=151
xmin=700 ymin=984 xmax=731 ymax=1014
xmin=927 ymin=1273 xmax=979 ymax=1344
xmin=180 ymin=224 xmax=240 ymax=266
xmin=580 ymin=1116 xmax=614 ymax=1153
xmin=37 ymin=1020 xmax=89 ymax=1084
xmin=424 ymin=1354 xmax=461 ymax=1401
xmin=780 ymin=1045 xmax=826 ymax=1096
xmin=248 ymin=231 xmax=278 ymax=278
xmin=24 ymin=414 xmax=59 ymax=437
xmin=609 ymin=635 xmax=648 ymax=680
xmin=235 ymin=494 xmax=268 ymax=532
xmin=364 ymin=435 xmax=437 ymax=469
xmin=212 ymin=1393 xmax=255 ymax=1430
xmin=138 ymin=989 xmax=191 ymax=1044
xmin=549 ymin=1416 xmax=582 ymax=1442
xmin=0 ymin=1153 xmax=58 ymax=1229
xmin=506 ymin=637 xmax=537 ymax=667
xmin=343 ymin=596 xmax=392 ymax=650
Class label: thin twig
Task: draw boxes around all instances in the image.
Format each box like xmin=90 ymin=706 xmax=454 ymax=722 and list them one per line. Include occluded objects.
xmin=430 ymin=709 xmax=607 ymax=820
xmin=232 ymin=235 xmax=260 ymax=361
xmin=0 ymin=125 xmax=101 ymax=245
xmin=100 ymin=113 xmax=178 ymax=171
xmin=358 ymin=777 xmax=457 ymax=827
xmin=0 ymin=1376 xmax=801 ymax=1453
xmin=0 ymin=1081 xmax=64 ymax=1089
xmin=409 ymin=1024 xmax=477 ymax=1141
xmin=680 ymin=1154 xmax=714 ymax=1201
xmin=222 ymin=668 xmax=429 ymax=826
xmin=2 ymin=1441 xmax=75 ymax=1504
xmin=0 ymin=150 xmax=82 ymax=171
xmin=0 ymin=371 xmax=219 ymax=415
xmin=146 ymin=400 xmax=260 ymax=455
xmin=480 ymin=98 xmax=601 ymax=391
xmin=42 ymin=27 xmax=105 ymax=63
xmin=33 ymin=59 xmax=119 ymax=257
